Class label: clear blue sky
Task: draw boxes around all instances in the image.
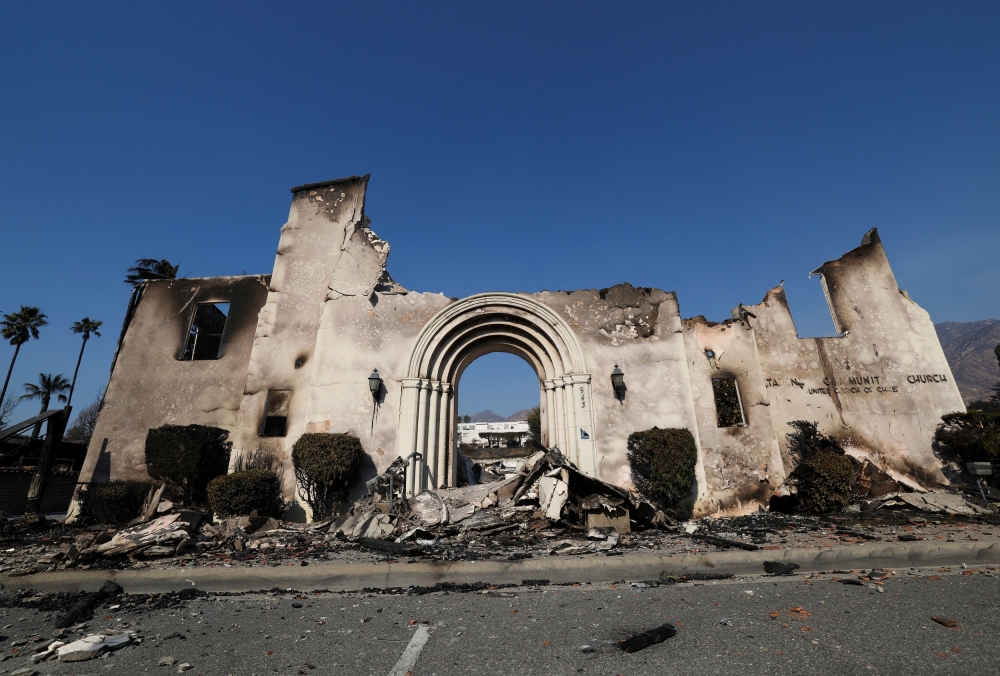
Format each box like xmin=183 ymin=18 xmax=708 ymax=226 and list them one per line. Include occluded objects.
xmin=2 ymin=2 xmax=998 ymax=423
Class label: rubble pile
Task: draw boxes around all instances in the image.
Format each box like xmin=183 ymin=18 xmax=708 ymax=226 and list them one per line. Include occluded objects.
xmin=0 ymin=448 xmax=997 ymax=577
xmin=336 ymin=449 xmax=671 ymax=545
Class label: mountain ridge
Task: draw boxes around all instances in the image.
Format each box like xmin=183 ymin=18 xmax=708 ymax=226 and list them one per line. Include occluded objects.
xmin=935 ymin=320 xmax=1000 ymax=404
xmin=462 ymin=407 xmax=536 ymax=423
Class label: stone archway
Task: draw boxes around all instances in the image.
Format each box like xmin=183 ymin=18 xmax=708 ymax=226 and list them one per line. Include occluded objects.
xmin=397 ymin=293 xmax=597 ymax=495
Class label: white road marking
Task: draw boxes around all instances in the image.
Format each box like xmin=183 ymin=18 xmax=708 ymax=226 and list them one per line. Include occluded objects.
xmin=387 ymin=624 xmax=432 ymax=676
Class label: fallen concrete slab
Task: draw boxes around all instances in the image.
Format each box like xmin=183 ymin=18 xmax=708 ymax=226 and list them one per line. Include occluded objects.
xmin=3 ymin=540 xmax=998 ymax=595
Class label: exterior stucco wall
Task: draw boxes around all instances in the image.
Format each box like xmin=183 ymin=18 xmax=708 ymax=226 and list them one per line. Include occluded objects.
xmin=78 ymin=275 xmax=270 ymax=484
xmin=231 ymin=176 xmax=373 ymax=499
xmin=529 ymin=287 xmax=702 ymax=491
xmin=683 ymin=318 xmax=783 ymax=516
xmin=82 ymin=176 xmax=963 ymax=520
xmin=747 ymin=230 xmax=965 ymax=489
xmin=304 ymin=290 xmax=451 ymax=479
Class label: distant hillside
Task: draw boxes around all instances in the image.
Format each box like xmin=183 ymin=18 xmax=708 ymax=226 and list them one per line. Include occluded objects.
xmin=462 ymin=407 xmax=537 ymax=423
xmin=505 ymin=407 xmax=536 ymax=422
xmin=464 ymin=410 xmax=505 ymax=423
xmin=935 ymin=320 xmax=1000 ymax=404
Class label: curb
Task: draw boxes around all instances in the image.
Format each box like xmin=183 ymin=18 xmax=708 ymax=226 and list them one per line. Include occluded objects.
xmin=3 ymin=541 xmax=999 ymax=595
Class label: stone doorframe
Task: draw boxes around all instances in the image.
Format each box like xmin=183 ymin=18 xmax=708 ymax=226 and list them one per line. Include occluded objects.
xmin=397 ymin=292 xmax=597 ymax=495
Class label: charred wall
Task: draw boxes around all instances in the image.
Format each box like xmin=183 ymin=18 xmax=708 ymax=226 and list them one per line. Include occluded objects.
xmin=80 ymin=176 xmax=962 ymax=521
xmin=530 ymin=284 xmax=702 ymax=490
xmin=748 ymin=229 xmax=964 ymax=490
xmin=231 ymin=176 xmax=379 ymax=502
xmin=683 ymin=316 xmax=783 ymax=516
xmin=78 ymin=275 xmax=270 ymax=485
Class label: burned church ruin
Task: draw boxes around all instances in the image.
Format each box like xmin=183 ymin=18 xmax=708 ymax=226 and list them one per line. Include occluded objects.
xmin=77 ymin=175 xmax=965 ymax=517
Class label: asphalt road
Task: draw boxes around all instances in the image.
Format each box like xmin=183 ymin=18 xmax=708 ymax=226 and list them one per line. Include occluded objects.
xmin=3 ymin=569 xmax=998 ymax=676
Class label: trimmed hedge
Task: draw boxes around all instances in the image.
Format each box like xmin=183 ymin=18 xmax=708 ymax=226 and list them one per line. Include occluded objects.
xmin=207 ymin=469 xmax=284 ymax=518
xmin=786 ymin=421 xmax=858 ymax=514
xmin=144 ymin=424 xmax=232 ymax=503
xmin=292 ymin=433 xmax=364 ymax=519
xmin=627 ymin=427 xmax=698 ymax=511
xmin=78 ymin=480 xmax=150 ymax=525
xmin=793 ymin=449 xmax=857 ymax=513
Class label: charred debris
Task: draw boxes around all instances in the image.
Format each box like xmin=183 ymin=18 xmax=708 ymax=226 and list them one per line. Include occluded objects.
xmin=1 ymin=435 xmax=997 ymax=578
xmin=335 ymin=448 xmax=672 ymax=554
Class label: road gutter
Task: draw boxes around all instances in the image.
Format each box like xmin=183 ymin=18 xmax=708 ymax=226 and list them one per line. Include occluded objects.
xmin=3 ymin=541 xmax=998 ymax=594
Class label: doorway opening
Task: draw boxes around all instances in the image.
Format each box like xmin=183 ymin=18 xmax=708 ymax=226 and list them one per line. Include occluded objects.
xmin=454 ymin=352 xmax=541 ymax=484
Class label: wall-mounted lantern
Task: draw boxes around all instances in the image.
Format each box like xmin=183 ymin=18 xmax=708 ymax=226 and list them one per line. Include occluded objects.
xmin=368 ymin=369 xmax=382 ymax=399
xmin=611 ymin=364 xmax=626 ymax=403
xmin=368 ymin=368 xmax=383 ymax=434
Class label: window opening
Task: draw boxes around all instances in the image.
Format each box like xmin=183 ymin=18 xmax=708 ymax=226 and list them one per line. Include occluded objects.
xmin=260 ymin=389 xmax=291 ymax=437
xmin=780 ymin=274 xmax=841 ymax=338
xmin=182 ymin=302 xmax=230 ymax=360
xmin=712 ymin=377 xmax=746 ymax=427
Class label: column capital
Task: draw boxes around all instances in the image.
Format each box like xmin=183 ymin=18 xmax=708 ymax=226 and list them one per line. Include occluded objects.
xmin=401 ymin=378 xmax=423 ymax=389
xmin=430 ymin=381 xmax=444 ymax=392
xmin=440 ymin=382 xmax=452 ymax=393
xmin=542 ymin=379 xmax=558 ymax=390
xmin=568 ymin=373 xmax=592 ymax=385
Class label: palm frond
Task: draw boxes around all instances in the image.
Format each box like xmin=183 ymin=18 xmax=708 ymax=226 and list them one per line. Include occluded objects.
xmin=19 ymin=373 xmax=70 ymax=401
xmin=71 ymin=317 xmax=103 ymax=338
xmin=125 ymin=258 xmax=180 ymax=286
xmin=0 ymin=306 xmax=48 ymax=346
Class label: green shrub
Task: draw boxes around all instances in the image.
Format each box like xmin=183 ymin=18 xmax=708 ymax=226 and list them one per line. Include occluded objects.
xmin=935 ymin=410 xmax=1000 ymax=487
xmin=207 ymin=469 xmax=284 ymax=518
xmin=786 ymin=421 xmax=858 ymax=514
xmin=144 ymin=424 xmax=232 ymax=503
xmin=78 ymin=480 xmax=150 ymax=525
xmin=292 ymin=433 xmax=364 ymax=519
xmin=627 ymin=427 xmax=698 ymax=511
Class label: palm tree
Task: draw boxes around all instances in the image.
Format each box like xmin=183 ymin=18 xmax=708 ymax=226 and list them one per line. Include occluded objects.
xmin=20 ymin=373 xmax=70 ymax=441
xmin=67 ymin=318 xmax=102 ymax=406
xmin=125 ymin=258 xmax=180 ymax=286
xmin=0 ymin=306 xmax=48 ymax=411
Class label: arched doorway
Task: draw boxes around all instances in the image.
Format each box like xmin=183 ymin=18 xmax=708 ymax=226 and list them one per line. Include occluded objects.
xmin=397 ymin=293 xmax=596 ymax=495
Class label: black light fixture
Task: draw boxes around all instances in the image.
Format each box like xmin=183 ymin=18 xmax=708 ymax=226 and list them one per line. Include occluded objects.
xmin=368 ymin=368 xmax=383 ymax=434
xmin=611 ymin=364 xmax=626 ymax=402
xmin=368 ymin=369 xmax=382 ymax=399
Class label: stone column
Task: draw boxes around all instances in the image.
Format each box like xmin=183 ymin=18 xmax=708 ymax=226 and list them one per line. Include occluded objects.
xmin=543 ymin=380 xmax=558 ymax=450
xmin=561 ymin=376 xmax=579 ymax=464
xmin=397 ymin=378 xmax=422 ymax=489
xmin=552 ymin=379 xmax=567 ymax=453
xmin=425 ymin=382 xmax=443 ymax=489
xmin=437 ymin=384 xmax=451 ymax=488
xmin=411 ymin=380 xmax=432 ymax=495
xmin=569 ymin=374 xmax=596 ymax=476
xmin=450 ymin=393 xmax=460 ymax=487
